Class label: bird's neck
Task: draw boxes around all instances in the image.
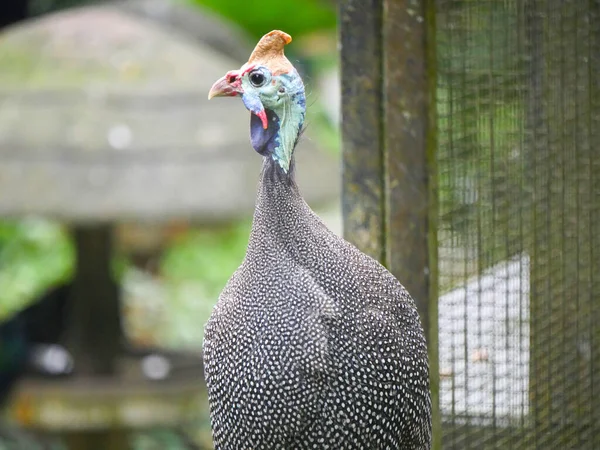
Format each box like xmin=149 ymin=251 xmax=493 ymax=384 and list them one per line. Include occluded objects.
xmin=247 ymin=90 xmax=308 ymax=252
xmin=249 ymin=96 xmax=305 ymax=174
xmin=257 ymin=155 xmax=303 ymax=214
xmin=272 ymin=109 xmax=304 ymax=172
xmin=247 ymin=156 xmax=310 ymax=253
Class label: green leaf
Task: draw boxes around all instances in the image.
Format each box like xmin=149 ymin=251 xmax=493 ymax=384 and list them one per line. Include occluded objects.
xmin=189 ymin=0 xmax=336 ymax=41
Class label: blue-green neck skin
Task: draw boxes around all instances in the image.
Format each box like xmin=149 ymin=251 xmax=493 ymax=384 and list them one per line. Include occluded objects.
xmin=243 ymin=69 xmax=305 ymax=174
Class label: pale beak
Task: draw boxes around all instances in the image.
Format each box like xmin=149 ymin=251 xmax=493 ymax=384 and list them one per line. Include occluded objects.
xmin=208 ymin=74 xmax=242 ymax=100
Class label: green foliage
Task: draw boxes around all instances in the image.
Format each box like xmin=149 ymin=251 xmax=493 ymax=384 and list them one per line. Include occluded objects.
xmin=155 ymin=221 xmax=251 ymax=347
xmin=0 ymin=219 xmax=73 ymax=321
xmin=160 ymin=221 xmax=250 ymax=301
xmin=190 ymin=0 xmax=336 ymax=41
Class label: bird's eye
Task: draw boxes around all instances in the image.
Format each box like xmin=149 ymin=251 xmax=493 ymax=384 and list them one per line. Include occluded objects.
xmin=249 ymin=71 xmax=266 ymax=87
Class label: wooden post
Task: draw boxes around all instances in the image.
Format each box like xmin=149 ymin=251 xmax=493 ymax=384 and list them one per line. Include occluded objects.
xmin=339 ymin=0 xmax=440 ymax=448
xmin=67 ymin=225 xmax=122 ymax=376
xmin=339 ymin=0 xmax=385 ymax=263
xmin=63 ymin=224 xmax=125 ymax=450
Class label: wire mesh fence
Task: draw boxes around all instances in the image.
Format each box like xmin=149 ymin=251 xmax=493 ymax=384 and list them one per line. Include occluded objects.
xmin=435 ymin=0 xmax=600 ymax=448
xmin=5 ymin=0 xmax=600 ymax=448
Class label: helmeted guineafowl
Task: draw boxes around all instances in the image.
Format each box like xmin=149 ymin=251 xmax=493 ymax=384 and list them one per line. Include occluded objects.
xmin=204 ymin=30 xmax=432 ymax=450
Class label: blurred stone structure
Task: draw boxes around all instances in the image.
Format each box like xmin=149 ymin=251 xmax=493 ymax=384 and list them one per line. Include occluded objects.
xmin=0 ymin=1 xmax=338 ymax=449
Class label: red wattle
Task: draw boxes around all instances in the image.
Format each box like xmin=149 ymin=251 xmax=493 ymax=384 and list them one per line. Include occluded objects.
xmin=256 ymin=110 xmax=268 ymax=130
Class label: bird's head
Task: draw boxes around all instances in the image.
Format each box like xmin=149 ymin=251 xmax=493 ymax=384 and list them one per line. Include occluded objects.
xmin=208 ymin=30 xmax=305 ymax=174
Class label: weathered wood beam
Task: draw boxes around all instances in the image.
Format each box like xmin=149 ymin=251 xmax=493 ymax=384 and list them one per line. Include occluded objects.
xmin=66 ymin=225 xmax=122 ymax=375
xmin=339 ymin=0 xmax=385 ymax=262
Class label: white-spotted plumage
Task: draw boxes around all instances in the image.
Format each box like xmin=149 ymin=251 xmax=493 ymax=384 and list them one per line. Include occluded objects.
xmin=203 ymin=160 xmax=432 ymax=449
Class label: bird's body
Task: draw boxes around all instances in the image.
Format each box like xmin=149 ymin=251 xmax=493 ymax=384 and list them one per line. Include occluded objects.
xmin=204 ymin=30 xmax=431 ymax=450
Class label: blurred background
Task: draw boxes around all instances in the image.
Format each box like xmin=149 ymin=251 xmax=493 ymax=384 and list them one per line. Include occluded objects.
xmin=1 ymin=0 xmax=599 ymax=449
xmin=0 ymin=0 xmax=339 ymax=448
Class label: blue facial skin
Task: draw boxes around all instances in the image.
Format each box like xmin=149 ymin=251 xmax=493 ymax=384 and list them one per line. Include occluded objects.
xmin=242 ymin=92 xmax=266 ymax=119
xmin=242 ymin=68 xmax=305 ymax=173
